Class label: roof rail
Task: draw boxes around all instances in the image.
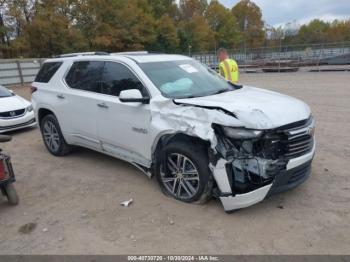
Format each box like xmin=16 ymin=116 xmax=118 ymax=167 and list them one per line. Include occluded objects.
xmin=54 ymin=51 xmax=109 ymax=58
xmin=111 ymin=51 xmax=149 ymax=55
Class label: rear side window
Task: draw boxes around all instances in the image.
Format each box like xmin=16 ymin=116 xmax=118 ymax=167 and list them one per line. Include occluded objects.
xmin=35 ymin=62 xmax=62 ymax=83
xmin=65 ymin=61 xmax=104 ymax=93
xmin=101 ymin=62 xmax=147 ymax=96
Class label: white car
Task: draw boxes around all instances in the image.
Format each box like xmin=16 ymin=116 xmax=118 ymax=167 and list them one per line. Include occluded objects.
xmin=31 ymin=52 xmax=315 ymax=212
xmin=0 ymin=85 xmax=36 ymax=133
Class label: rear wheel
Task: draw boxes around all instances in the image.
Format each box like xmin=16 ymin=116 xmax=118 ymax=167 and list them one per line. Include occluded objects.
xmin=3 ymin=183 xmax=19 ymax=205
xmin=156 ymin=141 xmax=213 ymax=204
xmin=40 ymin=114 xmax=72 ymax=156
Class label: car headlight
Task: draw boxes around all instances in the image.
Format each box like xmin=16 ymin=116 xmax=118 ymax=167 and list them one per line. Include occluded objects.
xmin=221 ymin=126 xmax=263 ymax=140
xmin=26 ymin=104 xmax=33 ymax=112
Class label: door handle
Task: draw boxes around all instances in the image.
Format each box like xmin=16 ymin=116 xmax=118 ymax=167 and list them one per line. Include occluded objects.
xmin=97 ymin=102 xmax=109 ymax=109
xmin=57 ymin=94 xmax=65 ymax=99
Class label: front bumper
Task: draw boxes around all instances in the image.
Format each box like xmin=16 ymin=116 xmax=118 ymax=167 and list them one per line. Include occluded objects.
xmin=218 ymin=144 xmax=315 ymax=212
xmin=0 ymin=111 xmax=36 ymax=133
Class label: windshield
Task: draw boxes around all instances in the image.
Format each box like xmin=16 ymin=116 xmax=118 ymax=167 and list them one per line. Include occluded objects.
xmin=0 ymin=85 xmax=13 ymax=98
xmin=139 ymin=59 xmax=236 ymax=99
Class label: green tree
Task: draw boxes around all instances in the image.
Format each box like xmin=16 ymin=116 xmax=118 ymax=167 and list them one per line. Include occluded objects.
xmin=231 ymin=0 xmax=265 ymax=48
xmin=179 ymin=0 xmax=208 ymax=20
xmin=75 ymin=0 xmax=157 ymax=52
xmin=178 ymin=14 xmax=214 ymax=52
xmin=297 ymin=19 xmax=330 ymax=44
xmin=328 ymin=20 xmax=350 ymax=42
xmin=6 ymin=0 xmax=36 ymax=37
xmin=0 ymin=1 xmax=10 ymax=46
xmin=146 ymin=0 xmax=178 ymax=19
xmin=153 ymin=14 xmax=179 ymax=52
xmin=206 ymin=0 xmax=240 ymax=50
xmin=23 ymin=0 xmax=87 ymax=57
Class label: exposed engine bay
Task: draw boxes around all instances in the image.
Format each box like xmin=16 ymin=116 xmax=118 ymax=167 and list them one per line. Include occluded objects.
xmin=210 ymin=117 xmax=315 ymax=197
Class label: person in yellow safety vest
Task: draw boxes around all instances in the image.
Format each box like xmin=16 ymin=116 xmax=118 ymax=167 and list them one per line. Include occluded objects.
xmin=217 ymin=48 xmax=239 ymax=83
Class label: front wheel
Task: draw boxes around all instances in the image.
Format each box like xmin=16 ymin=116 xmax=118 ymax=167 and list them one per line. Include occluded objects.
xmin=3 ymin=183 xmax=19 ymax=205
xmin=156 ymin=141 xmax=213 ymax=204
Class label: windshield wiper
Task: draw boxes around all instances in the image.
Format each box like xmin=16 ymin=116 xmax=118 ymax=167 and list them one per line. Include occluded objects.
xmin=228 ymin=81 xmax=243 ymax=89
xmin=209 ymin=89 xmax=231 ymax=96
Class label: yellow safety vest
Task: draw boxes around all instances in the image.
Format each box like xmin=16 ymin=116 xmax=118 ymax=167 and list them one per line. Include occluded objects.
xmin=219 ymin=59 xmax=239 ymax=83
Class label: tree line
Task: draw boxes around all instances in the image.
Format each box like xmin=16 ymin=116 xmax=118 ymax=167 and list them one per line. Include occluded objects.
xmin=0 ymin=0 xmax=349 ymax=58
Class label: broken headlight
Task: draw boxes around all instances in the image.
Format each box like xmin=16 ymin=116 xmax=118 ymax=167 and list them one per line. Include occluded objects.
xmin=221 ymin=126 xmax=263 ymax=140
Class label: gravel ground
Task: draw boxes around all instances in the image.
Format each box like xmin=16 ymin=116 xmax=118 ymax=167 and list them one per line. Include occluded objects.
xmin=0 ymin=71 xmax=349 ymax=254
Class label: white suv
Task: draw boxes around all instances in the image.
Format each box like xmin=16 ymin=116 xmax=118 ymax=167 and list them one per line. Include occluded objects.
xmin=32 ymin=52 xmax=315 ymax=212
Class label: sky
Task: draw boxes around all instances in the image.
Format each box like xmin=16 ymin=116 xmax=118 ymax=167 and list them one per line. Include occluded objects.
xmin=217 ymin=0 xmax=350 ymax=27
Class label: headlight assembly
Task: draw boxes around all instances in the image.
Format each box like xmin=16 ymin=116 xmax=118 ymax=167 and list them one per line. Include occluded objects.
xmin=221 ymin=126 xmax=263 ymax=140
xmin=26 ymin=104 xmax=33 ymax=112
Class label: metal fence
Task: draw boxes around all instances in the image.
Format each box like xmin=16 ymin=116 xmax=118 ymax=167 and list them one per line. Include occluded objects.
xmin=1 ymin=42 xmax=350 ymax=86
xmin=0 ymin=58 xmax=44 ymax=86
xmin=192 ymin=41 xmax=350 ymax=69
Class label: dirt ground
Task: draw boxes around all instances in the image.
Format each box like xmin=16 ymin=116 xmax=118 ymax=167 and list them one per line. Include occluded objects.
xmin=0 ymin=71 xmax=349 ymax=255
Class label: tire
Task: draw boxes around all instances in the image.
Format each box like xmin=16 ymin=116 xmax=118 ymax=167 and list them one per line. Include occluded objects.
xmin=156 ymin=141 xmax=213 ymax=204
xmin=3 ymin=183 xmax=19 ymax=205
xmin=40 ymin=114 xmax=72 ymax=156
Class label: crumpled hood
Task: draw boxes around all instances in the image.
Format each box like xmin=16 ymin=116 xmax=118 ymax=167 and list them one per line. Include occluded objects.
xmin=174 ymin=86 xmax=311 ymax=129
xmin=0 ymin=95 xmax=30 ymax=112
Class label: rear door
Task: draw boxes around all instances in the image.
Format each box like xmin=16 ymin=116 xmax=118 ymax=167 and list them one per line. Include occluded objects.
xmin=96 ymin=61 xmax=152 ymax=166
xmin=61 ymin=60 xmax=104 ymax=149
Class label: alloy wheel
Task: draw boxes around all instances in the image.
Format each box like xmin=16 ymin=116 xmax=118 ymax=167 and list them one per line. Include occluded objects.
xmin=43 ymin=121 xmax=60 ymax=152
xmin=161 ymin=153 xmax=200 ymax=200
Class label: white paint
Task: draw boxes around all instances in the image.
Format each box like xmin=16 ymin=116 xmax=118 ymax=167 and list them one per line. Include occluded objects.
xmin=209 ymin=159 xmax=232 ymax=194
xmin=32 ymin=54 xmax=315 ymax=211
xmin=220 ymin=184 xmax=272 ymax=211
xmin=0 ymin=87 xmax=36 ymax=133
xmin=175 ymin=86 xmax=311 ymax=129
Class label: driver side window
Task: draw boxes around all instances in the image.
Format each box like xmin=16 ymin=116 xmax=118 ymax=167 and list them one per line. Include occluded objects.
xmin=101 ymin=62 xmax=147 ymax=97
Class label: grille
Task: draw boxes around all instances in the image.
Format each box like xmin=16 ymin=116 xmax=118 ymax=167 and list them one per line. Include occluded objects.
xmin=0 ymin=108 xmax=25 ymax=118
xmin=279 ymin=118 xmax=315 ymax=159
xmin=284 ymin=134 xmax=314 ymax=159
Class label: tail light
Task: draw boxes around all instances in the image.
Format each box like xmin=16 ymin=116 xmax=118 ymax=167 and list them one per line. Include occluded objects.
xmin=30 ymin=85 xmax=38 ymax=94
xmin=0 ymin=160 xmax=7 ymax=181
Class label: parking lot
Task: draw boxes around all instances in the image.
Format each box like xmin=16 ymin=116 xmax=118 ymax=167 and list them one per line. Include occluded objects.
xmin=0 ymin=71 xmax=349 ymax=254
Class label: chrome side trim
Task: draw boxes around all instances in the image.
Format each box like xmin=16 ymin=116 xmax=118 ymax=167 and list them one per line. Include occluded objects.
xmin=71 ymin=133 xmax=100 ymax=144
xmin=286 ymin=141 xmax=316 ymax=170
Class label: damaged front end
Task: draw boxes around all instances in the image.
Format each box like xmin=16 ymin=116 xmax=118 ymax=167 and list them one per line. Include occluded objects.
xmin=210 ymin=117 xmax=315 ymax=212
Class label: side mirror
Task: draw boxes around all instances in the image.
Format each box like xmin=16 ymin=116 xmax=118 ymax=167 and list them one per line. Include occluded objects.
xmin=119 ymin=89 xmax=150 ymax=104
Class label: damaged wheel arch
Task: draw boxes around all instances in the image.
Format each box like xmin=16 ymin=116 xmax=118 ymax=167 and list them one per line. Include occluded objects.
xmin=153 ymin=134 xmax=214 ymax=204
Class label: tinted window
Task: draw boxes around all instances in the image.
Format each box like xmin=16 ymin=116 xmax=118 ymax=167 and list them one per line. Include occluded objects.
xmin=101 ymin=62 xmax=146 ymax=96
xmin=65 ymin=61 xmax=104 ymax=92
xmin=35 ymin=62 xmax=62 ymax=83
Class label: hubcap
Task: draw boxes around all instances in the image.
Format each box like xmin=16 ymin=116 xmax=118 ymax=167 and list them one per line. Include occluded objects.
xmin=43 ymin=121 xmax=60 ymax=152
xmin=161 ymin=153 xmax=200 ymax=200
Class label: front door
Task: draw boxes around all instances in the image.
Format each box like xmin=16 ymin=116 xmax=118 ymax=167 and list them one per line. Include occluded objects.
xmin=96 ymin=61 xmax=152 ymax=166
